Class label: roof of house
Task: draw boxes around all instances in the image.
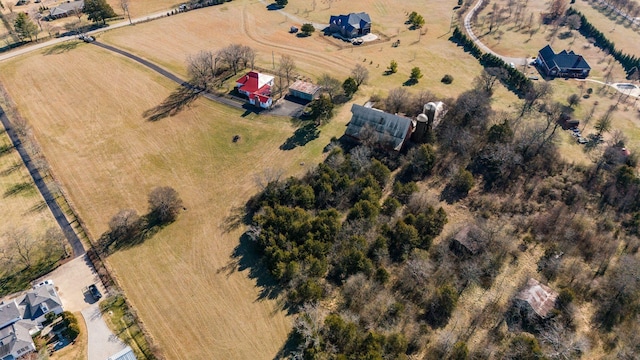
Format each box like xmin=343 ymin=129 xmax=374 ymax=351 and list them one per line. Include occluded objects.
xmin=50 ymin=0 xmax=84 ymax=16
xmin=538 ymin=45 xmax=591 ymax=70
xmin=19 ymin=285 xmax=62 ymax=321
xmin=0 ymin=320 xmax=35 ymax=359
xmin=236 ymin=71 xmax=274 ymax=94
xmin=330 ymin=12 xmax=371 ymax=31
xmin=289 ymin=80 xmax=321 ymax=95
xmin=345 ymin=104 xmax=413 ymax=151
xmin=249 ymin=85 xmax=272 ymax=104
xmin=452 ymin=224 xmax=483 ymax=255
xmin=0 ymin=301 xmax=22 ymax=329
xmin=107 ymin=346 xmax=137 ymax=360
xmin=516 ymin=278 xmax=558 ymax=318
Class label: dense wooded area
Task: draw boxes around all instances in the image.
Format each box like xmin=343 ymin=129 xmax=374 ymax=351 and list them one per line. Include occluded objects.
xmin=245 ymin=75 xmax=640 ymax=358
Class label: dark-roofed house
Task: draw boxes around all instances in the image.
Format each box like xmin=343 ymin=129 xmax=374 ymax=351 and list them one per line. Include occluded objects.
xmin=288 ymin=80 xmax=321 ymax=101
xmin=449 ymin=224 xmax=483 ymax=257
xmin=536 ymin=45 xmax=591 ymax=78
xmin=0 ymin=301 xmax=37 ymax=360
xmin=236 ymin=71 xmax=275 ymax=109
xmin=49 ymin=0 xmax=84 ymax=19
xmin=515 ymin=278 xmax=558 ymax=319
xmin=329 ymin=12 xmax=371 ymax=38
xmin=345 ymin=104 xmax=413 ymax=151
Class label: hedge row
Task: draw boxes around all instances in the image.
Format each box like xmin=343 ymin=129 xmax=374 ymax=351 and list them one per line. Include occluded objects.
xmin=567 ymin=7 xmax=640 ymax=75
xmin=450 ymin=27 xmax=533 ymax=95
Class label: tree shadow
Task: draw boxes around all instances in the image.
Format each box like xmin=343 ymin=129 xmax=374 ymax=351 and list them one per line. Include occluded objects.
xmin=229 ymin=233 xmax=284 ymax=302
xmin=280 ymin=123 xmax=320 ymax=150
xmin=26 ymin=200 xmax=48 ymax=214
xmin=143 ymin=86 xmax=202 ymax=121
xmin=272 ymin=331 xmax=302 ymax=359
xmin=439 ymin=183 xmax=465 ymax=204
xmin=100 ymin=214 xmax=171 ymax=254
xmin=43 ymin=42 xmax=79 ymax=55
xmin=403 ymin=78 xmax=418 ymax=86
xmin=266 ymin=3 xmax=284 ymax=10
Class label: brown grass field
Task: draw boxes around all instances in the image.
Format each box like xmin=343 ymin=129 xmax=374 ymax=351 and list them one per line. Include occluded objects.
xmin=0 ymin=41 xmax=364 ymax=358
xmin=0 ymin=125 xmax=57 ymax=256
xmin=573 ymin=0 xmax=640 ymax=58
xmin=1 ymin=0 xmax=638 ymax=358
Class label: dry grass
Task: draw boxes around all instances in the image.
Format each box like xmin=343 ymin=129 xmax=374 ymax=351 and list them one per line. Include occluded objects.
xmin=104 ymin=0 xmax=180 ymax=18
xmin=0 ymin=127 xmax=56 ymax=251
xmin=0 ymin=41 xmax=359 ymax=359
xmin=573 ymin=0 xmax=640 ymax=58
xmin=99 ymin=0 xmax=487 ymax=100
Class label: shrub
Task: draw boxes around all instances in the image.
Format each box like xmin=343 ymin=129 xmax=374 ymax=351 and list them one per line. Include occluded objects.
xmin=441 ymin=74 xmax=454 ymax=84
xmin=451 ymin=169 xmax=475 ymax=196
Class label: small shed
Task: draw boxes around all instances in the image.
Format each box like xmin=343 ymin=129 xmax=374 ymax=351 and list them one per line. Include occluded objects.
xmin=290 ymin=26 xmax=299 ymax=33
xmin=289 ymin=80 xmax=321 ymax=101
xmin=515 ymin=278 xmax=558 ymax=319
xmin=449 ymin=224 xmax=483 ymax=257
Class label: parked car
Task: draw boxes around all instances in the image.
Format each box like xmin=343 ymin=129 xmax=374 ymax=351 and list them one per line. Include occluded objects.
xmin=33 ymin=279 xmax=53 ymax=289
xmin=88 ymin=284 xmax=102 ymax=300
xmin=577 ymin=137 xmax=588 ymax=144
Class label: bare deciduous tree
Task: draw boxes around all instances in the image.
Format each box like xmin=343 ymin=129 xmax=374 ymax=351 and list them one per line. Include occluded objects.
xmin=108 ymin=209 xmax=141 ymax=246
xmin=317 ymin=73 xmax=341 ymax=102
xmin=278 ymin=54 xmax=296 ymax=86
xmin=187 ymin=50 xmax=215 ymax=90
xmin=385 ymin=87 xmax=409 ymax=114
xmin=120 ymin=0 xmax=132 ymax=24
xmin=43 ymin=227 xmax=69 ymax=259
xmin=474 ymin=67 xmax=508 ymax=94
xmin=148 ymin=186 xmax=183 ymax=224
xmin=351 ymin=64 xmax=369 ymax=86
xmin=218 ymin=44 xmax=256 ymax=75
xmin=5 ymin=227 xmax=34 ymax=268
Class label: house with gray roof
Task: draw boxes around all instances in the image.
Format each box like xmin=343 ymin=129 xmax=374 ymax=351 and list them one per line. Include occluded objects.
xmin=49 ymin=0 xmax=84 ymax=19
xmin=329 ymin=12 xmax=371 ymax=38
xmin=18 ymin=284 xmax=63 ymax=324
xmin=0 ymin=301 xmax=37 ymax=360
xmin=345 ymin=104 xmax=413 ymax=151
xmin=536 ymin=45 xmax=591 ymax=79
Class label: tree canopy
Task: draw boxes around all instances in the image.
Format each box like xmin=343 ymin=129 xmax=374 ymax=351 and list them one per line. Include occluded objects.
xmin=14 ymin=13 xmax=38 ymax=41
xmin=83 ymin=0 xmax=117 ymax=24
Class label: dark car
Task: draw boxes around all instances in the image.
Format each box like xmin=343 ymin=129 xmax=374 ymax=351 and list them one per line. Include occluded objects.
xmin=88 ymin=284 xmax=102 ymax=300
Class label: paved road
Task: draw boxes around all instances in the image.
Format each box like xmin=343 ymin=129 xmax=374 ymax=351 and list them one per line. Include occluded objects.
xmin=91 ymin=41 xmax=246 ymax=110
xmin=0 ymin=106 xmax=85 ymax=257
xmin=82 ymin=304 xmax=128 ymax=360
xmin=0 ymin=10 xmax=170 ymax=63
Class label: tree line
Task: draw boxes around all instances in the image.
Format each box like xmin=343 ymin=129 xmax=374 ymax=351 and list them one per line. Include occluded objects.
xmin=567 ymin=7 xmax=640 ymax=76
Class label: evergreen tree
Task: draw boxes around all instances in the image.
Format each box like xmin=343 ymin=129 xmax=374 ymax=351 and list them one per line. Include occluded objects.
xmin=83 ymin=0 xmax=117 ymax=24
xmin=14 ymin=13 xmax=38 ymax=41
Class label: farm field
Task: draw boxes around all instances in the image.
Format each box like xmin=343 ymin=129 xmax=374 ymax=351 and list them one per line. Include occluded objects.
xmin=573 ymin=0 xmax=640 ymax=58
xmin=0 ymin=41 xmax=359 ymax=359
xmin=99 ymin=0 xmax=491 ymax=101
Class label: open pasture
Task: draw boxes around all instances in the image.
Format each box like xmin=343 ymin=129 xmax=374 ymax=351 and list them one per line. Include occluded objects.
xmin=0 ymin=40 xmax=362 ymax=358
xmin=100 ymin=0 xmax=491 ymax=100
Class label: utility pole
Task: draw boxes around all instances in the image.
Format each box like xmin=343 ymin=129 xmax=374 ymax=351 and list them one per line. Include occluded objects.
xmin=272 ymin=51 xmax=275 ymax=69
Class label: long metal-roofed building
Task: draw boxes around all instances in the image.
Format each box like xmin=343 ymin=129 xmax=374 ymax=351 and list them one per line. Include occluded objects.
xmin=345 ymin=104 xmax=414 ymax=151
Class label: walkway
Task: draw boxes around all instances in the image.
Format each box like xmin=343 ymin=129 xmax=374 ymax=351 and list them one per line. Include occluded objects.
xmin=0 ymin=106 xmax=85 ymax=257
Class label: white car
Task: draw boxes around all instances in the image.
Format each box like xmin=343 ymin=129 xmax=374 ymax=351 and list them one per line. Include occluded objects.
xmin=33 ymin=279 xmax=54 ymax=289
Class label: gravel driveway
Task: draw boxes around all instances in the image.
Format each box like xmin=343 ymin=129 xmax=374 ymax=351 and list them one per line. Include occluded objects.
xmin=82 ymin=304 xmax=128 ymax=360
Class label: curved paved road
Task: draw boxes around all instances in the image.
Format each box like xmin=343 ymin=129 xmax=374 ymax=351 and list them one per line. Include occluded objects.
xmin=0 ymin=107 xmax=85 ymax=257
xmin=91 ymin=41 xmax=246 ymax=109
xmin=463 ymin=0 xmax=529 ymax=66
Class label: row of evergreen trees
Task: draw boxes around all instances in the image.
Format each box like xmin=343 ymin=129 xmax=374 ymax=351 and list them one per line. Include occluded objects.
xmin=450 ymin=27 xmax=533 ymax=95
xmin=566 ymin=7 xmax=640 ymax=76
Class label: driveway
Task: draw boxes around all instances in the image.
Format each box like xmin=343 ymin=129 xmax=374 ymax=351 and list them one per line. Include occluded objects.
xmin=82 ymin=305 xmax=128 ymax=360
xmin=34 ymin=255 xmax=125 ymax=360
xmin=267 ymin=96 xmax=308 ymax=117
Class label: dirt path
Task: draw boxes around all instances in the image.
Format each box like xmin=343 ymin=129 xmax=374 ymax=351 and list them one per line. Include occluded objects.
xmin=0 ymin=106 xmax=85 ymax=257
